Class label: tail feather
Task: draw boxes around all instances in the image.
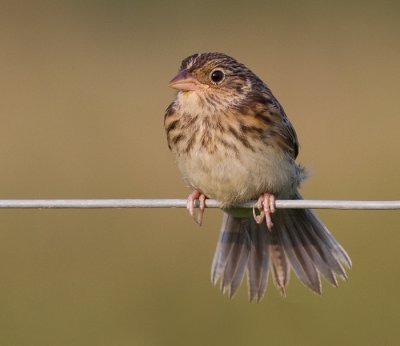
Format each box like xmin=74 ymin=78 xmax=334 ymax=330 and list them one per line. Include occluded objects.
xmin=247 ymin=220 xmax=269 ymax=301
xmin=211 ymin=199 xmax=351 ymax=301
xmin=294 ymin=218 xmax=339 ymax=287
xmin=255 ymin=237 xmax=270 ymax=301
xmin=305 ymin=210 xmax=350 ymax=278
xmin=279 ymin=214 xmax=321 ymax=294
xmin=269 ymin=230 xmax=289 ymax=297
xmin=211 ymin=213 xmax=240 ymax=285
xmin=309 ymin=212 xmax=352 ymax=269
xmin=221 ymin=228 xmax=249 ymax=297
xmin=227 ymin=239 xmax=249 ymax=297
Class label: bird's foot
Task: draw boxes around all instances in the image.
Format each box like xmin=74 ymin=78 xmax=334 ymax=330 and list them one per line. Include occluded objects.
xmin=253 ymin=193 xmax=276 ymax=231
xmin=187 ymin=190 xmax=207 ymax=226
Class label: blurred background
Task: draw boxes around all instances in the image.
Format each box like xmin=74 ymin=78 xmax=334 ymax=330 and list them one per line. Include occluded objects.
xmin=0 ymin=1 xmax=399 ymax=345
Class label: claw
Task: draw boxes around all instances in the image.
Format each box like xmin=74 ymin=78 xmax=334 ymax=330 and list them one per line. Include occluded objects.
xmin=187 ymin=190 xmax=207 ymax=225
xmin=253 ymin=193 xmax=276 ymax=231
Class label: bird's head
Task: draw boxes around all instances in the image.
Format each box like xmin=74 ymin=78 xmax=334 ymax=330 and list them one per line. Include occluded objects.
xmin=168 ymin=53 xmax=260 ymax=114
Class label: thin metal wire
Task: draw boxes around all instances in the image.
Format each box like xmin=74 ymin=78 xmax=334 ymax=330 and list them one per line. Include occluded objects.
xmin=0 ymin=199 xmax=398 ymax=209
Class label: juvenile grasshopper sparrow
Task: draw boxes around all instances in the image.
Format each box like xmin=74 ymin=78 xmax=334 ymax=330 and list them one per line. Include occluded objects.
xmin=164 ymin=52 xmax=351 ymax=301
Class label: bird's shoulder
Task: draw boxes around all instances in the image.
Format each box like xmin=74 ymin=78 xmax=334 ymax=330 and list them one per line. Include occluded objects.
xmin=237 ymin=87 xmax=299 ymax=159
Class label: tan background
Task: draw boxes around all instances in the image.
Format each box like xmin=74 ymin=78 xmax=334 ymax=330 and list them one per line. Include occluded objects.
xmin=0 ymin=1 xmax=399 ymax=345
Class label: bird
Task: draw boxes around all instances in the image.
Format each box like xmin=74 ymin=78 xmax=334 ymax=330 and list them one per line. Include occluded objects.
xmin=164 ymin=52 xmax=351 ymax=301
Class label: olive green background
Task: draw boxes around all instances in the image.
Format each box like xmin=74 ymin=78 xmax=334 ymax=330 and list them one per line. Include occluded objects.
xmin=0 ymin=1 xmax=399 ymax=345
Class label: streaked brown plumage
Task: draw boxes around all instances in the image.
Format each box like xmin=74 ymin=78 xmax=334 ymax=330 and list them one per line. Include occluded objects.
xmin=165 ymin=52 xmax=351 ymax=301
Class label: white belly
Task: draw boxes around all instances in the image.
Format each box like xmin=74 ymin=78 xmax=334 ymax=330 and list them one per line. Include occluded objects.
xmin=176 ymin=146 xmax=297 ymax=207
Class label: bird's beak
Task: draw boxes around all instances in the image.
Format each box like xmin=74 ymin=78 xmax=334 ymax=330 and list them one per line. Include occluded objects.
xmin=168 ymin=70 xmax=199 ymax=91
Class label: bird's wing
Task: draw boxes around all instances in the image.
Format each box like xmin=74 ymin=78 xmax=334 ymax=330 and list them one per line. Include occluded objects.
xmin=247 ymin=90 xmax=300 ymax=159
xmin=273 ymin=101 xmax=299 ymax=159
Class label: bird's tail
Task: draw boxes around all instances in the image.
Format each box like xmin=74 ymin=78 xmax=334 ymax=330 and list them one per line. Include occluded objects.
xmin=211 ymin=194 xmax=351 ymax=301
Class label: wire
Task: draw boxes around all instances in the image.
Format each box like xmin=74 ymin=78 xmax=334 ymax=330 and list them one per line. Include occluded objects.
xmin=0 ymin=199 xmax=398 ymax=209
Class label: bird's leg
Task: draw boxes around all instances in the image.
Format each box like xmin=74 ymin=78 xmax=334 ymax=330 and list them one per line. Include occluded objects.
xmin=253 ymin=193 xmax=276 ymax=231
xmin=187 ymin=190 xmax=207 ymax=226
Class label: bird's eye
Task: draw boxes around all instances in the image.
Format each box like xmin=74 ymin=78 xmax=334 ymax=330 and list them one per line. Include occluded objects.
xmin=210 ymin=69 xmax=225 ymax=84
